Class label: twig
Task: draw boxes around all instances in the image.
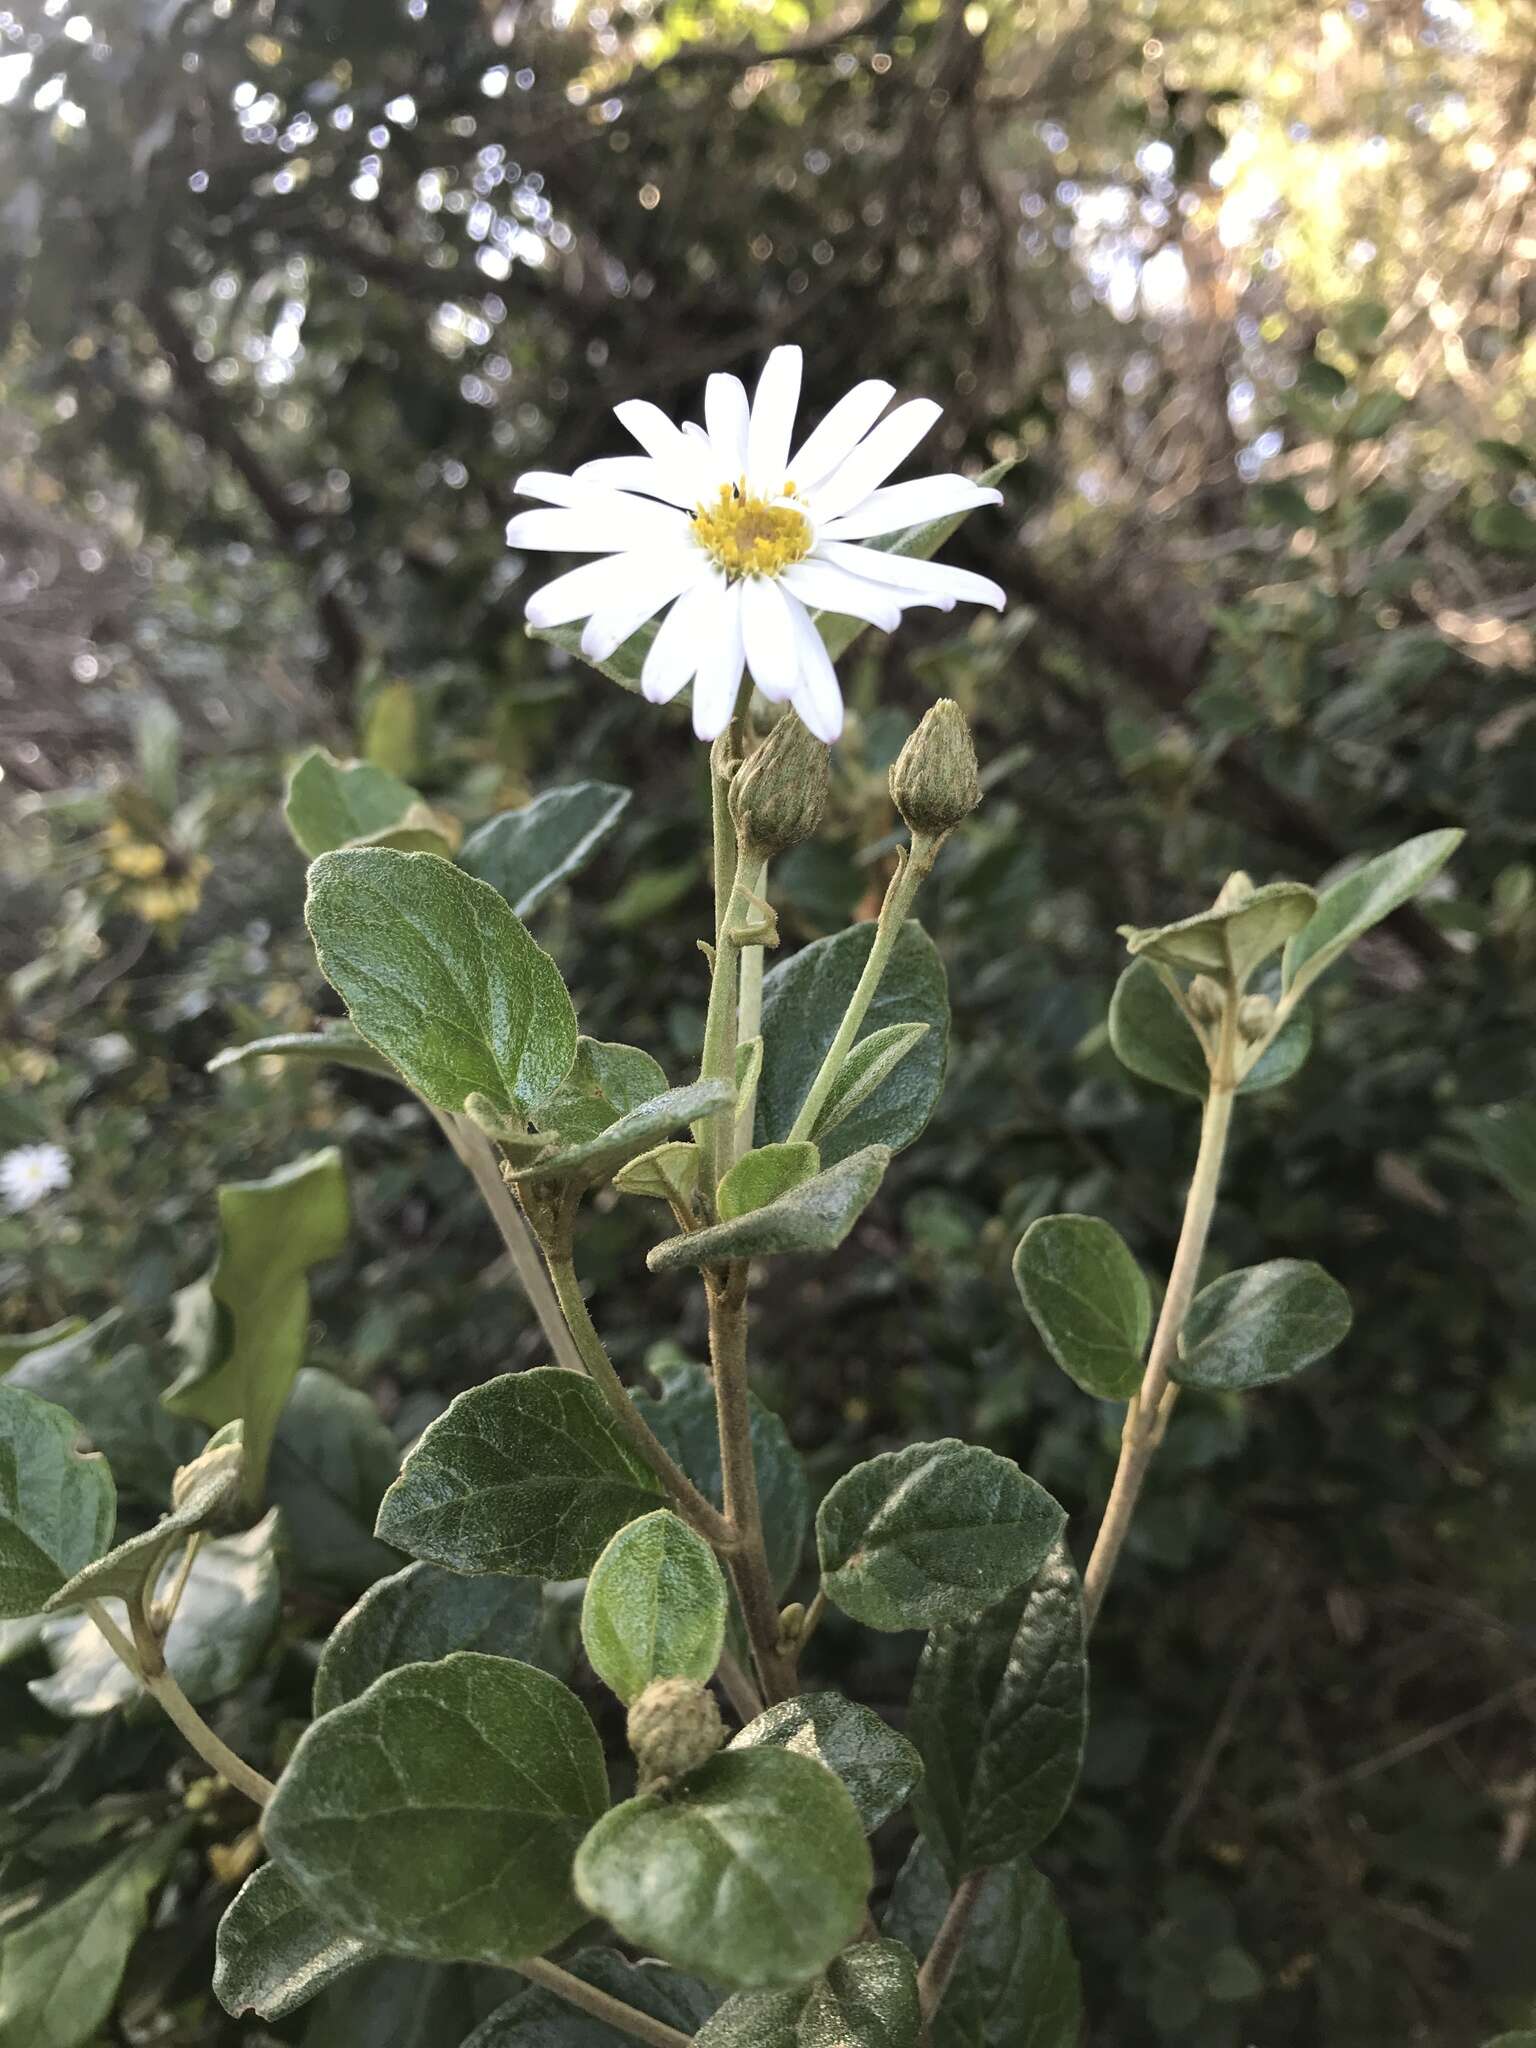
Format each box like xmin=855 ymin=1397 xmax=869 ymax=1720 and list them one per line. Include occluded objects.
xmin=1160 ymin=1598 xmax=1286 ymax=1861
xmin=917 ymin=1871 xmax=988 ymax=2020
xmin=514 ymin=1957 xmax=693 ymax=2048
xmin=717 ymin=1649 xmax=765 ymax=1726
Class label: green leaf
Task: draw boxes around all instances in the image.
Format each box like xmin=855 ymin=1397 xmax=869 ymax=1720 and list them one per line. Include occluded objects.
xmin=1343 ymin=389 xmax=1407 ymax=440
xmin=298 ymin=1959 xmax=509 ymax=2046
xmin=1476 ymin=438 xmax=1536 ymax=476
xmin=1012 ymin=1215 xmax=1151 ymax=1400
xmin=811 ymin=1023 xmax=931 ymax=1144
xmin=613 ymin=1141 xmax=701 ymax=1208
xmin=207 ymin=1021 xmax=402 ymax=1081
xmin=528 ymin=617 xmax=654 ymax=693
xmin=1120 ymin=881 xmax=1317 ymax=988
xmin=581 ymin=1509 xmax=727 ymax=1704
xmin=911 ymin=1541 xmax=1087 ymax=1877
xmin=463 ymin=1948 xmax=721 ymax=2046
xmin=817 ymin=1439 xmax=1064 ymax=1633
xmin=513 ymin=1081 xmax=734 ymax=1189
xmin=458 ymin=783 xmax=632 ymax=918
xmin=717 ymin=1142 xmax=821 ymax=1221
xmin=267 ymin=1368 xmax=402 ymax=1597
xmin=1297 ymin=356 xmax=1348 ymax=400
xmin=1282 ymin=829 xmax=1465 ymax=997
xmin=1250 ymin=481 xmax=1319 ymax=530
xmin=574 ymin=1748 xmax=872 ymax=1990
xmin=1107 ymin=958 xmax=1312 ymax=1098
xmin=1174 ymin=1259 xmax=1353 ymax=1391
xmin=314 ymin=1559 xmax=543 ymax=1718
xmin=634 ymin=1357 xmax=807 ymax=1595
xmin=697 ymin=1940 xmax=920 ymax=2048
xmin=0 ymin=1822 xmax=189 ymax=2048
xmin=815 ymin=458 xmax=1014 ymax=661
xmin=285 ymin=748 xmax=456 ymax=859
xmin=647 ymin=1145 xmax=889 ymax=1273
xmin=44 ymin=1420 xmax=244 ymax=1611
xmin=214 ymin=1862 xmax=379 ymax=2023
xmin=0 ymin=1384 xmax=115 ymax=1619
xmin=32 ymin=1513 xmax=281 ymax=1718
xmin=1472 ymin=501 xmax=1536 ymax=553
xmin=305 ymin=848 xmax=579 ymax=1119
xmin=757 ymin=921 xmax=948 ymax=1167
xmin=1449 ymin=1100 xmax=1536 ymax=1211
xmin=162 ymin=1148 xmax=349 ymax=1509
xmin=534 ymin=1037 xmax=671 ymax=1146
xmin=885 ymin=1842 xmax=1081 ymax=2048
xmin=375 ymin=1367 xmax=665 ymax=1579
xmin=729 ymin=1691 xmax=922 ymax=1833
xmin=265 ymin=1652 xmax=608 ymax=1965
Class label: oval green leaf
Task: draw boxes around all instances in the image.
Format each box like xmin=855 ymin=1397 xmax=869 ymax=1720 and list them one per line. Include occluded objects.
xmin=214 ymin=1862 xmax=378 ymax=2022
xmin=1174 ymin=1258 xmax=1353 ymax=1391
xmin=284 ymin=747 xmax=430 ymax=858
xmin=910 ymin=1541 xmax=1087 ymax=1877
xmin=729 ymin=1691 xmax=922 ymax=1833
xmin=1012 ymin=1214 xmax=1151 ymax=1400
xmin=817 ymin=1439 xmax=1065 ymax=1633
xmin=574 ymin=1747 xmax=872 ymax=1991
xmin=1120 ymin=880 xmax=1317 ymax=989
xmin=305 ymin=847 xmax=578 ymax=1120
xmin=1282 ymin=828 xmax=1464 ymax=998
xmin=717 ymin=1143 xmax=821 ymax=1222
xmin=1107 ymin=958 xmax=1312 ymax=1098
xmin=581 ymin=1509 xmax=727 ymax=1705
xmin=375 ymin=1367 xmax=665 ymax=1579
xmin=647 ymin=1145 xmax=889 ymax=1274
xmin=0 ymin=1383 xmax=116 ymax=1620
xmin=265 ymin=1652 xmax=608 ymax=1966
xmin=697 ymin=1939 xmax=921 ymax=2048
xmin=314 ymin=1560 xmax=544 ymax=1719
xmin=458 ymin=782 xmax=631 ymax=919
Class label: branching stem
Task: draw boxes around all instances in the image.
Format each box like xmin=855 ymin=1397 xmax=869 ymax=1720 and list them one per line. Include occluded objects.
xmin=85 ymin=1598 xmax=275 ymax=1808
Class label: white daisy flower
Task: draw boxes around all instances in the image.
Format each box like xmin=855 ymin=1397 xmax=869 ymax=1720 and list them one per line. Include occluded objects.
xmin=507 ymin=345 xmax=1005 ymax=743
xmin=0 ymin=1143 xmax=72 ymax=1213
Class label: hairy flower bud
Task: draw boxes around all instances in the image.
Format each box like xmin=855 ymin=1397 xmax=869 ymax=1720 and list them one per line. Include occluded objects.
xmin=625 ymin=1676 xmax=725 ymax=1790
xmin=889 ymin=699 xmax=981 ymax=838
xmin=1237 ymin=993 xmax=1276 ymax=1043
xmin=729 ymin=711 xmax=830 ymax=861
xmin=1186 ymin=974 xmax=1226 ymax=1024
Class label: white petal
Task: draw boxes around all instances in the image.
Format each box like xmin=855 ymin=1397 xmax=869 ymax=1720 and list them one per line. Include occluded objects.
xmin=574 ymin=455 xmax=703 ymax=508
xmin=781 ymin=559 xmax=903 ymax=630
xmin=740 ymin=575 xmax=804 ymax=702
xmin=690 ymin=583 xmax=746 ymax=740
xmin=807 ymin=399 xmax=944 ymax=521
xmin=506 ymin=502 xmax=686 ymax=553
xmin=642 ymin=574 xmax=719 ymax=704
xmin=582 ymin=556 xmax=710 ymax=662
xmin=705 ymin=372 xmax=751 ymax=477
xmin=784 ymin=593 xmax=845 ymax=742
xmin=526 ymin=549 xmax=688 ymax=629
xmin=787 ymin=380 xmax=895 ymax=492
xmin=615 ymin=399 xmax=718 ymax=501
xmin=745 ymin=346 xmax=803 ymax=495
xmin=514 ymin=470 xmax=589 ymax=506
xmin=820 ymin=476 xmax=1002 ymax=542
xmin=815 ymin=541 xmax=1005 ymax=610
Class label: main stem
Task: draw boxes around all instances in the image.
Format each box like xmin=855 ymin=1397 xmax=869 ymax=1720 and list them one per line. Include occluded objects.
xmin=514 ymin=1959 xmax=692 ymax=2048
xmin=86 ymin=1598 xmax=275 ymax=1808
xmin=708 ymin=1261 xmax=794 ymax=1702
xmin=1081 ymin=1063 xmax=1237 ymax=1629
xmin=546 ymin=1253 xmax=737 ymax=1552
xmin=786 ymin=836 xmax=937 ymax=1145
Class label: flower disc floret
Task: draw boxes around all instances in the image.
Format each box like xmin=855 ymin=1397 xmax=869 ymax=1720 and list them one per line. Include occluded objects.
xmin=692 ymin=482 xmax=813 ymax=580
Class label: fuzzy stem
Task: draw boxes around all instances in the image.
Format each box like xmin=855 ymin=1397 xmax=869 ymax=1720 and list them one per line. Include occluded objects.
xmin=1081 ymin=999 xmax=1239 ymax=1630
xmin=707 ymin=1261 xmax=795 ymax=1702
xmin=917 ymin=1871 xmax=988 ymax=2021
xmin=513 ymin=1958 xmax=693 ymax=2048
xmin=786 ymin=835 xmax=938 ymax=1145
xmin=546 ymin=1254 xmax=737 ymax=1552
xmin=434 ymin=1110 xmax=587 ymax=1376
xmin=85 ymin=1598 xmax=275 ymax=1808
xmin=733 ymin=856 xmax=768 ymax=1164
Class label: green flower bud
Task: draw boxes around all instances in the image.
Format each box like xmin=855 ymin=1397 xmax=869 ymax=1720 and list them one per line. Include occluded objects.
xmin=625 ymin=1676 xmax=725 ymax=1790
xmin=1237 ymin=993 xmax=1276 ymax=1043
xmin=1186 ymin=973 xmax=1226 ymax=1024
xmin=729 ymin=710 xmax=830 ymax=861
xmin=889 ymin=698 xmax=981 ymax=838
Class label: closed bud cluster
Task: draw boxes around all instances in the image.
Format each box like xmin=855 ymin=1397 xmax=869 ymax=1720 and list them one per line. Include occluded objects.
xmin=1186 ymin=974 xmax=1226 ymax=1024
xmin=1237 ymin=993 xmax=1276 ymax=1043
xmin=889 ymin=699 xmax=981 ymax=839
xmin=729 ymin=711 xmax=830 ymax=862
xmin=625 ymin=1676 xmax=725 ymax=1790
xmin=171 ymin=1438 xmax=243 ymax=1516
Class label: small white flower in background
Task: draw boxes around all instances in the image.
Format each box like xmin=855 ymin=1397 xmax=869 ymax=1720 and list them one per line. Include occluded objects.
xmin=0 ymin=1143 xmax=72 ymax=1213
xmin=507 ymin=345 xmax=1005 ymax=744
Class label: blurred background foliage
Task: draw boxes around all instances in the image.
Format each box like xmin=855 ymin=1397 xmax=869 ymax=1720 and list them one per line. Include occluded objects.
xmin=0 ymin=0 xmax=1534 ymax=2042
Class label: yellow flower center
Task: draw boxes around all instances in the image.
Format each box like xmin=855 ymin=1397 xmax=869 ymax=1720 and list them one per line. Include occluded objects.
xmin=692 ymin=480 xmax=811 ymax=580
